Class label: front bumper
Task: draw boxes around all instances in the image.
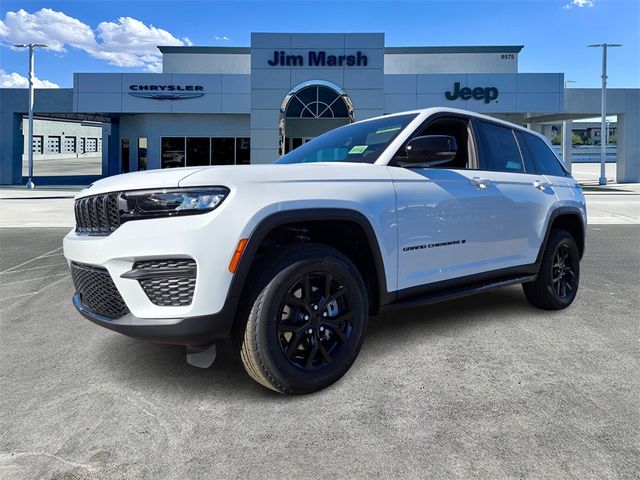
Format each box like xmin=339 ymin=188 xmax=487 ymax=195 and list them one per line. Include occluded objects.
xmin=73 ymin=293 xmax=235 ymax=345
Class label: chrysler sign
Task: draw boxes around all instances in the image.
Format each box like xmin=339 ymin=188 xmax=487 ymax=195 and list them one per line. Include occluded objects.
xmin=128 ymin=84 xmax=204 ymax=100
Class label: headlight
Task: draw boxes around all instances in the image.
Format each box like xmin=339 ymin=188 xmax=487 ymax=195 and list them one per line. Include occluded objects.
xmin=121 ymin=187 xmax=229 ymax=220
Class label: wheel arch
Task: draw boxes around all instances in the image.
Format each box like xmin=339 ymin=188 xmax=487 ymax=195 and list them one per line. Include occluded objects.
xmin=226 ymin=208 xmax=394 ymax=319
xmin=537 ymin=207 xmax=586 ymax=265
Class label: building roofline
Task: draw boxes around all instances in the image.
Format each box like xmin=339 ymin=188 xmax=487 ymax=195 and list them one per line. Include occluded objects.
xmin=158 ymin=46 xmax=251 ymax=54
xmin=158 ymin=45 xmax=525 ymax=55
xmin=384 ymin=45 xmax=524 ymax=54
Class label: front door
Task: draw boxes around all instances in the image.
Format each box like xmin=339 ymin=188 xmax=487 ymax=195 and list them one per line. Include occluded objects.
xmin=392 ymin=166 xmax=503 ymax=290
xmin=391 ymin=115 xmax=508 ymax=291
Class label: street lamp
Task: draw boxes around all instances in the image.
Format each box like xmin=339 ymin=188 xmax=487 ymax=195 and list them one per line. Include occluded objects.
xmin=588 ymin=43 xmax=622 ymax=186
xmin=562 ymin=80 xmax=576 ymax=172
xmin=13 ymin=43 xmax=48 ymax=189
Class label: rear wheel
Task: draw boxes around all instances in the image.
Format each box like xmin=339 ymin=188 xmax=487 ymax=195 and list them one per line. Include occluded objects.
xmin=239 ymin=244 xmax=368 ymax=394
xmin=523 ymin=229 xmax=580 ymax=310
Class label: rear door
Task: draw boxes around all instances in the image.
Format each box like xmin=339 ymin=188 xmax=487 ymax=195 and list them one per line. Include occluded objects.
xmin=515 ymin=130 xmax=577 ymax=208
xmin=473 ymin=120 xmax=558 ymax=268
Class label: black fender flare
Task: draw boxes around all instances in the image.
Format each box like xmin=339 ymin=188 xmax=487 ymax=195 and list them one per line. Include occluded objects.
xmin=535 ymin=206 xmax=586 ymax=267
xmin=224 ymin=208 xmax=394 ymax=319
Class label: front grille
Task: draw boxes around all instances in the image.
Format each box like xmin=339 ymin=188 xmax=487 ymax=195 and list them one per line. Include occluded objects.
xmin=70 ymin=262 xmax=129 ymax=319
xmin=133 ymin=259 xmax=197 ymax=307
xmin=75 ymin=193 xmax=120 ymax=235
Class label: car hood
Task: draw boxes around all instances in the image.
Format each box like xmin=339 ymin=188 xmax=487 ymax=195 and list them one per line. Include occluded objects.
xmin=77 ymin=163 xmax=389 ymax=198
xmin=75 ymin=167 xmax=207 ymax=198
xmin=179 ymin=163 xmax=388 ymax=188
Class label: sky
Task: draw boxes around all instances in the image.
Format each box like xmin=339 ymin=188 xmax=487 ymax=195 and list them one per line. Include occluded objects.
xmin=0 ymin=0 xmax=638 ymax=89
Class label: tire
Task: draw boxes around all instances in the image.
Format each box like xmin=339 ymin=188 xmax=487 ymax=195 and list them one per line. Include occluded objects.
xmin=238 ymin=243 xmax=368 ymax=395
xmin=523 ymin=229 xmax=580 ymax=310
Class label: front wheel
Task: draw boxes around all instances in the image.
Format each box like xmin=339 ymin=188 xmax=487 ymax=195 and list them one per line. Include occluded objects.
xmin=239 ymin=244 xmax=368 ymax=394
xmin=523 ymin=229 xmax=580 ymax=310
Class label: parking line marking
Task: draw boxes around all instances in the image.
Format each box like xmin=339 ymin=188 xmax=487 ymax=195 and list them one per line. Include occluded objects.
xmin=0 ymin=272 xmax=69 ymax=287
xmin=0 ymin=263 xmax=68 ymax=274
xmin=0 ymin=276 xmax=69 ymax=307
xmin=0 ymin=246 xmax=63 ymax=274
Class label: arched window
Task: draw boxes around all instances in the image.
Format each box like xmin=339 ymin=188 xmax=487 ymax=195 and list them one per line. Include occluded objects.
xmin=279 ymin=81 xmax=354 ymax=155
xmin=284 ymin=85 xmax=350 ymax=119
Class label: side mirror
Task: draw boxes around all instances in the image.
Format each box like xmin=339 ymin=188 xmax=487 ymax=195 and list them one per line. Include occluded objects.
xmin=397 ymin=135 xmax=458 ymax=167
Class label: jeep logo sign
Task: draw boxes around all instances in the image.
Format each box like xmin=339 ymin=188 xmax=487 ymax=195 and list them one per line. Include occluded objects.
xmin=445 ymin=82 xmax=499 ymax=103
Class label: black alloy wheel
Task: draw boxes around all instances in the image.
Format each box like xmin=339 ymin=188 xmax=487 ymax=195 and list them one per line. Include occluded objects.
xmin=551 ymin=242 xmax=578 ymax=299
xmin=277 ymin=272 xmax=353 ymax=370
xmin=523 ymin=228 xmax=580 ymax=310
xmin=239 ymin=244 xmax=368 ymax=394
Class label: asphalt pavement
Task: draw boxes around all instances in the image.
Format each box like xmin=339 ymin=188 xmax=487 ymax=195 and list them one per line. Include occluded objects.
xmin=0 ymin=225 xmax=638 ymax=479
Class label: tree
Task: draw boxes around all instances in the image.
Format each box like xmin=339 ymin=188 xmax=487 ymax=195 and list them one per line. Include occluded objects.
xmin=551 ymin=135 xmax=562 ymax=145
xmin=572 ymin=134 xmax=583 ymax=145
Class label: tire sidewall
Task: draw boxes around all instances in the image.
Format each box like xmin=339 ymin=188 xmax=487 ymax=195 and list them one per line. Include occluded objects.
xmin=254 ymin=251 xmax=368 ymax=394
xmin=540 ymin=230 xmax=580 ymax=308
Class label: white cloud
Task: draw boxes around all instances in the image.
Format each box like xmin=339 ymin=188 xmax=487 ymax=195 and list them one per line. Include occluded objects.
xmin=564 ymin=0 xmax=596 ymax=9
xmin=0 ymin=69 xmax=60 ymax=88
xmin=214 ymin=35 xmax=231 ymax=41
xmin=0 ymin=8 xmax=190 ymax=72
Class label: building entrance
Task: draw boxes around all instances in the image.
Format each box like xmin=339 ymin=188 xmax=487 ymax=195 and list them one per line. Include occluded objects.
xmin=279 ymin=81 xmax=354 ymax=156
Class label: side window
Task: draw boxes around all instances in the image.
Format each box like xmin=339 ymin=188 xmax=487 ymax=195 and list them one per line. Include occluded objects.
xmin=521 ymin=132 xmax=566 ymax=177
xmin=413 ymin=118 xmax=471 ymax=169
xmin=476 ymin=121 xmax=524 ymax=173
xmin=514 ymin=131 xmax=538 ymax=173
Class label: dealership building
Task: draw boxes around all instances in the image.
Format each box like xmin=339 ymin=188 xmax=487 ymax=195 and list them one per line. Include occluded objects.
xmin=1 ymin=32 xmax=638 ymax=185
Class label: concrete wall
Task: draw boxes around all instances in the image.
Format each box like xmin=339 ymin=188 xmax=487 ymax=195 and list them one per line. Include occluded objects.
xmin=162 ymin=50 xmax=251 ymax=74
xmin=384 ymin=51 xmax=518 ymax=74
xmin=74 ymin=73 xmax=251 ymax=114
xmin=384 ymin=73 xmax=564 ymax=114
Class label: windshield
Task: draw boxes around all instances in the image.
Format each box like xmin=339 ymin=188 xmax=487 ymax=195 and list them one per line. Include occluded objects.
xmin=275 ymin=113 xmax=418 ymax=164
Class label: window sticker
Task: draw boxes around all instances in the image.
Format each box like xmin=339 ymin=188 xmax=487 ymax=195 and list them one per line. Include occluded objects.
xmin=348 ymin=145 xmax=368 ymax=155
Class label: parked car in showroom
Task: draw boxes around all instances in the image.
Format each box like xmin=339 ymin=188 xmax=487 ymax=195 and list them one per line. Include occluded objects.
xmin=64 ymin=107 xmax=586 ymax=394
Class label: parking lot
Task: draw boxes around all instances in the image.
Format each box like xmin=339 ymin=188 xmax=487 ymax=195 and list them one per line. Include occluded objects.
xmin=1 ymin=221 xmax=638 ymax=479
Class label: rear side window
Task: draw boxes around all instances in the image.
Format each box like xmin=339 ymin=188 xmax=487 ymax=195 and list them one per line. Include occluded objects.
xmin=520 ymin=132 xmax=566 ymax=177
xmin=476 ymin=121 xmax=524 ymax=173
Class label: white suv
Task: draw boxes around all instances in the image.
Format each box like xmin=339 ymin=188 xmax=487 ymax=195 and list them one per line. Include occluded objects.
xmin=63 ymin=108 xmax=586 ymax=394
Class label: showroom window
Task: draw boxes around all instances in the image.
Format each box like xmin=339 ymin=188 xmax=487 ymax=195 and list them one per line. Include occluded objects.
xmin=161 ymin=137 xmax=251 ymax=168
xmin=161 ymin=137 xmax=186 ymax=168
xmin=211 ymin=138 xmax=235 ymax=165
xmin=138 ymin=138 xmax=148 ymax=171
xmin=187 ymin=137 xmax=211 ymax=166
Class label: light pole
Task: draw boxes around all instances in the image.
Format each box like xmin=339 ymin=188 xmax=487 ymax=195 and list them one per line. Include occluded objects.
xmin=562 ymin=80 xmax=576 ymax=172
xmin=13 ymin=43 xmax=48 ymax=189
xmin=588 ymin=43 xmax=622 ymax=186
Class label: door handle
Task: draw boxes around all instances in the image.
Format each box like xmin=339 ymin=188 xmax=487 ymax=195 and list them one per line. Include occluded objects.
xmin=469 ymin=177 xmax=492 ymax=189
xmin=533 ymin=180 xmax=551 ymax=191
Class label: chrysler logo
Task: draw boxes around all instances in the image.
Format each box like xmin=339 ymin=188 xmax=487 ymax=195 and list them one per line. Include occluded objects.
xmin=128 ymin=85 xmax=204 ymax=100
